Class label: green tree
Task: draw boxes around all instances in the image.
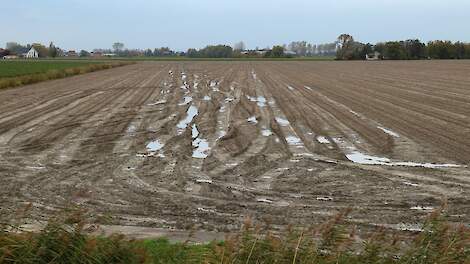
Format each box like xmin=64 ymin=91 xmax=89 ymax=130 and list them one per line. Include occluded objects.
xmin=31 ymin=43 xmax=48 ymax=57
xmin=271 ymin=45 xmax=285 ymax=57
xmin=382 ymin=41 xmax=407 ymax=60
xmin=48 ymin=42 xmax=58 ymax=57
xmin=79 ymin=50 xmax=90 ymax=57
xmin=336 ymin=34 xmax=355 ymax=60
xmin=6 ymin=42 xmax=28 ymax=55
xmin=403 ymin=39 xmax=426 ymax=59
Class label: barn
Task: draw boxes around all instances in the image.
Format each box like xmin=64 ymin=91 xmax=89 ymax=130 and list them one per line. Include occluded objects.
xmin=25 ymin=47 xmax=39 ymax=58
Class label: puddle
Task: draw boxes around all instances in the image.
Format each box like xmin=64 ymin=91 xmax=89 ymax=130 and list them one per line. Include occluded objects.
xmin=275 ymin=117 xmax=290 ymax=126
xmin=261 ymin=129 xmax=273 ymax=137
xmin=177 ymin=105 xmax=198 ymax=134
xmin=192 ymin=124 xmax=199 ymax=138
xmin=257 ymin=198 xmax=273 ymax=204
xmin=178 ymin=96 xmax=193 ymax=106
xmin=196 ymin=179 xmax=213 ymax=184
xmin=349 ymin=110 xmax=361 ymax=117
xmin=147 ymin=100 xmax=166 ymax=106
xmin=403 ymin=182 xmax=419 ymax=187
xmin=203 ymin=96 xmax=211 ymax=101
xmin=345 ymin=151 xmax=464 ymax=169
xmin=191 ymin=124 xmax=210 ymax=159
xmin=377 ymin=126 xmax=400 ymax=138
xmin=410 ymin=206 xmax=434 ymax=211
xmin=286 ymin=136 xmax=302 ymax=146
xmin=247 ymin=96 xmax=267 ymax=107
xmin=144 ymin=139 xmax=165 ymax=158
xmin=316 ymin=136 xmax=330 ymax=144
xmin=146 ymin=139 xmax=164 ymax=152
xmin=247 ymin=116 xmax=258 ymax=124
xmin=197 ymin=207 xmax=216 ymax=213
xmin=193 ymin=138 xmax=210 ymax=158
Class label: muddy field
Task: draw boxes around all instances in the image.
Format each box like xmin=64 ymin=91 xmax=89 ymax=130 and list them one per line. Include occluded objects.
xmin=1 ymin=61 xmax=469 ymax=239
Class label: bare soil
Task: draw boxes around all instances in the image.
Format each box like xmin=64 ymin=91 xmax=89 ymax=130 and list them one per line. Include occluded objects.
xmin=1 ymin=61 xmax=469 ymax=240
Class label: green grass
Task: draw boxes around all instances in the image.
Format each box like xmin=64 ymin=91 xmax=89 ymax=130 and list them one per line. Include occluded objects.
xmin=1 ymin=206 xmax=469 ymax=263
xmin=0 ymin=61 xmax=135 ymax=90
xmin=0 ymin=61 xmax=102 ymax=78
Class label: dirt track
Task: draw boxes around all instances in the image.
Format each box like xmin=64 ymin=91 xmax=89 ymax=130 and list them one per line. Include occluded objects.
xmin=1 ymin=61 xmax=469 ymax=238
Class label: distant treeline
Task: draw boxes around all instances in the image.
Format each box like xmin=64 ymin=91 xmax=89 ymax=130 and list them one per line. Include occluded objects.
xmin=336 ymin=34 xmax=470 ymax=60
xmin=4 ymin=37 xmax=470 ymax=60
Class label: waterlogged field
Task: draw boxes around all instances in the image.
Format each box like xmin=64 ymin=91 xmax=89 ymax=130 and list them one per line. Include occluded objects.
xmin=0 ymin=60 xmax=101 ymax=78
xmin=0 ymin=61 xmax=469 ymax=240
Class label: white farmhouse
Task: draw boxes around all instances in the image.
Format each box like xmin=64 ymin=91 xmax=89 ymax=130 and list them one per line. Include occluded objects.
xmin=25 ymin=47 xmax=39 ymax=58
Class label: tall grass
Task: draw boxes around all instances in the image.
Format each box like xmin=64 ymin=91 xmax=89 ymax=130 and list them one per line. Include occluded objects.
xmin=0 ymin=62 xmax=135 ymax=90
xmin=0 ymin=206 xmax=468 ymax=263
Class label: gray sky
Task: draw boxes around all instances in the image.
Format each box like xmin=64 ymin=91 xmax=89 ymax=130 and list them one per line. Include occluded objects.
xmin=2 ymin=0 xmax=469 ymax=51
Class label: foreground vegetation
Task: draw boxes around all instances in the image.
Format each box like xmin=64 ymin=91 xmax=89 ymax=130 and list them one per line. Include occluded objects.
xmin=1 ymin=207 xmax=468 ymax=263
xmin=0 ymin=61 xmax=135 ymax=89
xmin=0 ymin=61 xmax=103 ymax=78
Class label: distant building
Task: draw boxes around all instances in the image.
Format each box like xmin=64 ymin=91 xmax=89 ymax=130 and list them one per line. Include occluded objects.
xmin=366 ymin=51 xmax=381 ymax=61
xmin=0 ymin=48 xmax=9 ymax=57
xmin=25 ymin=47 xmax=39 ymax=58
xmin=103 ymin=53 xmax=117 ymax=57
xmin=66 ymin=50 xmax=78 ymax=57
xmin=284 ymin=50 xmax=297 ymax=56
xmin=3 ymin=55 xmax=18 ymax=60
xmin=255 ymin=49 xmax=270 ymax=55
xmin=90 ymin=51 xmax=103 ymax=57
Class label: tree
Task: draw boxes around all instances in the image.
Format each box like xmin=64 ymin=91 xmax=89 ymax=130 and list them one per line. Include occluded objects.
xmin=112 ymin=42 xmax=125 ymax=53
xmin=186 ymin=48 xmax=198 ymax=58
xmin=271 ymin=45 xmax=285 ymax=57
xmin=382 ymin=41 xmax=407 ymax=60
xmin=336 ymin=34 xmax=355 ymax=60
xmin=403 ymin=39 xmax=426 ymax=59
xmin=79 ymin=50 xmax=90 ymax=57
xmin=31 ymin=43 xmax=48 ymax=57
xmin=233 ymin=41 xmax=246 ymax=51
xmin=427 ymin=40 xmax=455 ymax=59
xmin=288 ymin=41 xmax=308 ymax=56
xmin=6 ymin=42 xmax=28 ymax=55
xmin=48 ymin=42 xmax=58 ymax=57
xmin=144 ymin=49 xmax=153 ymax=56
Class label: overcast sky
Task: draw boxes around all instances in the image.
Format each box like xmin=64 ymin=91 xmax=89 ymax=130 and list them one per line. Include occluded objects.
xmin=2 ymin=0 xmax=469 ymax=51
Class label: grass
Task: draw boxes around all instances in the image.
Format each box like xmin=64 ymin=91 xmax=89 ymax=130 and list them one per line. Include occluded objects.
xmin=1 ymin=206 xmax=468 ymax=263
xmin=0 ymin=61 xmax=103 ymax=78
xmin=0 ymin=61 xmax=135 ymax=89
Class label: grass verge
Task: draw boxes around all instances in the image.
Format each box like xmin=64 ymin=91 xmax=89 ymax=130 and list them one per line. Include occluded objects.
xmin=0 ymin=61 xmax=135 ymax=90
xmin=1 ymin=206 xmax=468 ymax=263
